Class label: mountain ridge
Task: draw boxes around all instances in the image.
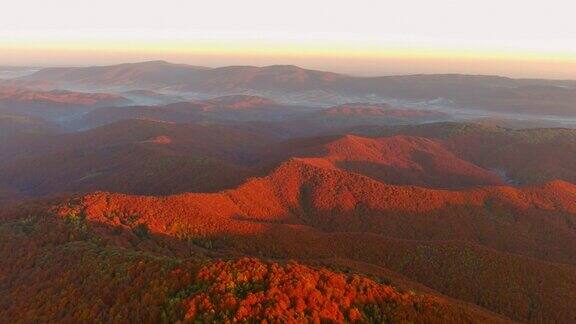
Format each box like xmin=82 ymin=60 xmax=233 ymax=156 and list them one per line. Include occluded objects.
xmin=20 ymin=60 xmax=576 ymax=116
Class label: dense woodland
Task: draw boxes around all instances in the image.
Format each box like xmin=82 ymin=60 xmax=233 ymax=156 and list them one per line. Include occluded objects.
xmin=0 ymin=204 xmax=507 ymax=323
xmin=2 ymin=61 xmax=576 ymax=323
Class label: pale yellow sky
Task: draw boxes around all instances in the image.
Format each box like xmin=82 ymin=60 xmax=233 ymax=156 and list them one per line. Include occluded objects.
xmin=1 ymin=0 xmax=575 ymax=78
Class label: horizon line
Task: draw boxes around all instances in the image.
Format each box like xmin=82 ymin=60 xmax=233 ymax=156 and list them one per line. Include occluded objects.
xmin=2 ymin=59 xmax=576 ymax=82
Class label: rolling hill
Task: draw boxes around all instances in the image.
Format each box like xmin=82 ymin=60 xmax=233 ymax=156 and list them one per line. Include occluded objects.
xmin=16 ymin=154 xmax=576 ymax=322
xmin=5 ymin=120 xmax=576 ymax=199
xmin=0 ymin=84 xmax=130 ymax=120
xmin=353 ymin=122 xmax=576 ymax=185
xmin=73 ymin=97 xmax=452 ymax=135
xmin=256 ymin=133 xmax=503 ymax=188
xmin=271 ymin=103 xmax=451 ymax=137
xmin=73 ymin=95 xmax=312 ymax=130
xmin=308 ymin=134 xmax=503 ymax=188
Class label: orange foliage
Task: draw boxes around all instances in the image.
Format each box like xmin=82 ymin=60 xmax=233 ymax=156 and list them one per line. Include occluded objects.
xmin=55 ymin=157 xmax=576 ymax=322
xmin=4 ymin=122 xmax=576 ymax=323
xmin=0 ymin=208 xmax=503 ymax=323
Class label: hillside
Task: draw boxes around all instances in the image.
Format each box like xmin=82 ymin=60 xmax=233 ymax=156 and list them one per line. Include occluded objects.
xmin=314 ymin=134 xmax=502 ymax=188
xmin=73 ymin=158 xmax=576 ymax=264
xmin=34 ymin=155 xmax=576 ymax=322
xmin=0 ymin=119 xmax=279 ymax=196
xmin=270 ymin=104 xmax=451 ymax=137
xmin=0 ymin=206 xmax=508 ymax=323
xmin=0 ymin=125 xmax=513 ymax=199
xmin=74 ymin=98 xmax=452 ymax=135
xmin=0 ymin=115 xmax=63 ymax=138
xmin=4 ymin=120 xmax=576 ymax=199
xmin=178 ymin=258 xmax=506 ymax=323
xmin=332 ymin=74 xmax=576 ymax=116
xmin=353 ymin=122 xmax=576 ymax=185
xmin=74 ymin=95 xmax=311 ymax=130
xmin=0 ymin=84 xmax=130 ymax=120
xmin=257 ymin=134 xmax=503 ymax=188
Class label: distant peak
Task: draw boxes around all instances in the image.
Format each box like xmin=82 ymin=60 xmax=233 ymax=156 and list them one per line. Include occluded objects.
xmin=126 ymin=60 xmax=210 ymax=70
xmin=264 ymin=64 xmax=304 ymax=70
xmin=135 ymin=60 xmax=170 ymax=65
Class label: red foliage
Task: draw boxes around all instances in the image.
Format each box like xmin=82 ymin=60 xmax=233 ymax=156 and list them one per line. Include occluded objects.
xmin=181 ymin=258 xmax=494 ymax=323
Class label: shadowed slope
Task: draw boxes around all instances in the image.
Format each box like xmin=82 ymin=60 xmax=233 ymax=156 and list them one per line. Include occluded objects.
xmin=0 ymin=115 xmax=63 ymax=138
xmin=0 ymin=119 xmax=279 ymax=196
xmin=321 ymin=135 xmax=503 ymax=188
xmin=259 ymin=134 xmax=504 ymax=188
xmin=268 ymin=104 xmax=451 ymax=137
xmin=75 ymin=95 xmax=310 ymax=130
xmin=353 ymin=122 xmax=576 ymax=185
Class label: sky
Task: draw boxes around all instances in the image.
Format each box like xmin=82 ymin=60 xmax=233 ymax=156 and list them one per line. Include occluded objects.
xmin=1 ymin=0 xmax=575 ymax=78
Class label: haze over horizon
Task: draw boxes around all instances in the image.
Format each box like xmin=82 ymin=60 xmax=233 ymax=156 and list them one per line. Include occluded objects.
xmin=2 ymin=0 xmax=575 ymax=79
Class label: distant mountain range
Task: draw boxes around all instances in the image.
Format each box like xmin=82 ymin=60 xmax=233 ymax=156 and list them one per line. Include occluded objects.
xmin=18 ymin=60 xmax=576 ymax=116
